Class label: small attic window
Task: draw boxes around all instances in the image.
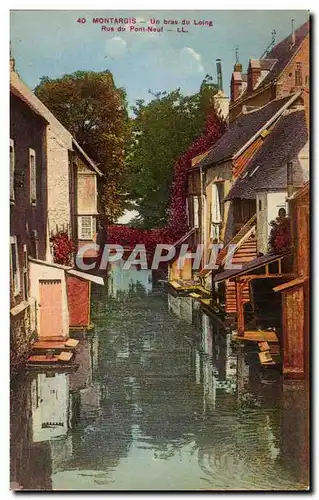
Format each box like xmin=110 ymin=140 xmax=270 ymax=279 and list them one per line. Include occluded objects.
xmin=249 ymin=165 xmax=260 ymax=177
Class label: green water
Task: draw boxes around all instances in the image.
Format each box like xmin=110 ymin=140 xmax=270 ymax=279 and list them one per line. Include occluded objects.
xmin=10 ymin=267 xmax=309 ymax=491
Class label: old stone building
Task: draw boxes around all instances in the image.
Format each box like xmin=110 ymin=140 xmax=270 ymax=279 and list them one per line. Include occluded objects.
xmin=229 ymin=21 xmax=309 ymax=122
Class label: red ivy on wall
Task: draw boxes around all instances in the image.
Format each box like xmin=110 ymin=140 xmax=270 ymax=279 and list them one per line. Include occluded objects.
xmin=268 ymin=216 xmax=291 ymax=254
xmin=50 ymin=231 xmax=75 ymax=265
xmin=107 ymin=108 xmax=226 ymax=249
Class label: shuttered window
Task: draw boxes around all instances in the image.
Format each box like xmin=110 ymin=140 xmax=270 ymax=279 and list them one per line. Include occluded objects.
xmin=193 ymin=196 xmax=199 ymax=228
xmin=29 ymin=148 xmax=36 ymax=204
xmin=23 ymin=244 xmax=28 ymax=301
xmin=10 ymin=139 xmax=15 ymax=202
xmin=10 ymin=236 xmax=20 ymax=296
xmin=186 ymin=198 xmax=190 ymax=226
xmin=31 ymin=230 xmax=38 ymax=259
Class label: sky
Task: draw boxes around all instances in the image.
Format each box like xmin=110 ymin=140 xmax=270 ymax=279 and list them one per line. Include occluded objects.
xmin=10 ymin=10 xmax=309 ymax=109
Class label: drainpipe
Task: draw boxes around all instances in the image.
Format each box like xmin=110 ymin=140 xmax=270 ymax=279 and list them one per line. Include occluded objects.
xmin=200 ymin=165 xmax=207 ymax=269
xmin=287 ymin=161 xmax=294 ymax=198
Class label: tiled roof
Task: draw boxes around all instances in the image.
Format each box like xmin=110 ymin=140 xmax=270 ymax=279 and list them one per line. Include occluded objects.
xmin=11 ymin=69 xmax=99 ymax=173
xmin=197 ymin=95 xmax=293 ymax=168
xmin=231 ymin=21 xmax=309 ymax=105
xmin=259 ymin=21 xmax=309 ymax=88
xmin=225 ymin=109 xmax=308 ymax=201
xmin=11 ymin=70 xmax=72 ymax=149
xmin=10 ymin=84 xmax=49 ymax=122
xmin=259 ymin=59 xmax=277 ymax=71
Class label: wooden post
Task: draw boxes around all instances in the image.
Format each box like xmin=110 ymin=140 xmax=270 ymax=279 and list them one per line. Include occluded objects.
xmin=236 ymin=279 xmax=245 ymax=337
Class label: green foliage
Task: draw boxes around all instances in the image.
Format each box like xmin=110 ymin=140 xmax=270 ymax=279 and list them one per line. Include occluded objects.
xmin=125 ymin=77 xmax=219 ymax=229
xmin=35 ymin=70 xmax=129 ymax=222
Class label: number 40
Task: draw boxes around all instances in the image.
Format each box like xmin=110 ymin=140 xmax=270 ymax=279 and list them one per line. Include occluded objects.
xmin=77 ymin=18 xmax=86 ymax=23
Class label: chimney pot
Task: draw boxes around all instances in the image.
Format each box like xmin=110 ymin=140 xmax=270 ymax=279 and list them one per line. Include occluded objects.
xmin=247 ymin=59 xmax=261 ymax=94
xmin=216 ymin=58 xmax=223 ymax=92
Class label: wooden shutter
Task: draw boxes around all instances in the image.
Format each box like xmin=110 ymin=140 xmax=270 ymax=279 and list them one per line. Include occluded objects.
xmin=10 ymin=139 xmax=15 ymax=202
xmin=193 ymin=196 xmax=199 ymax=228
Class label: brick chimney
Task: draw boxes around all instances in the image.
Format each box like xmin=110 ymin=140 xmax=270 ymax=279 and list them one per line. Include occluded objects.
xmin=231 ymin=72 xmax=242 ymax=102
xmin=247 ymin=59 xmax=261 ymax=93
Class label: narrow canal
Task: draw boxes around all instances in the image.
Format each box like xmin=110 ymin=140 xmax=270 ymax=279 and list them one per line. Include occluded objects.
xmin=10 ymin=265 xmax=309 ymax=491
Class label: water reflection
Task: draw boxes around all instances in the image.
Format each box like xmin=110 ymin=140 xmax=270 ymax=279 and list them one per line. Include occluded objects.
xmin=10 ymin=265 xmax=309 ymax=491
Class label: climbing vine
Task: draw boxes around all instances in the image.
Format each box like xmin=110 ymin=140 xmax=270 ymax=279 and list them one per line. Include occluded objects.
xmin=268 ymin=216 xmax=291 ymax=254
xmin=107 ymin=107 xmax=226 ymax=249
xmin=50 ymin=231 xmax=75 ymax=265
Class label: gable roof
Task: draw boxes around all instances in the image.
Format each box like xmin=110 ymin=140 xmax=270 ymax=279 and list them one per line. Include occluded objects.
xmin=225 ymin=108 xmax=308 ymax=201
xmin=72 ymin=139 xmax=103 ymax=177
xmin=196 ymin=94 xmax=294 ymax=168
xmin=11 ymin=69 xmax=100 ymax=175
xmin=258 ymin=21 xmax=309 ymax=89
xmin=10 ymin=69 xmax=73 ymax=149
xmin=10 ymin=84 xmax=49 ymax=123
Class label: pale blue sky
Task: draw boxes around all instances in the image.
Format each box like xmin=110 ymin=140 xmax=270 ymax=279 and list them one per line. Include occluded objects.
xmin=10 ymin=10 xmax=309 ymax=108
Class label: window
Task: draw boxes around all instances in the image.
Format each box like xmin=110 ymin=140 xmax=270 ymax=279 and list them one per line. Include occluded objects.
xmin=78 ymin=215 xmax=95 ymax=240
xmin=259 ymin=199 xmax=262 ymax=211
xmin=10 ymin=236 xmax=20 ymax=296
xmin=186 ymin=198 xmax=190 ymax=226
xmin=216 ymin=182 xmax=225 ymax=220
xmin=295 ymin=62 xmax=303 ymax=87
xmin=23 ymin=244 xmax=28 ymax=301
xmin=31 ymin=230 xmax=38 ymax=259
xmin=193 ymin=196 xmax=199 ymax=229
xmin=29 ymin=148 xmax=36 ymax=204
xmin=10 ymin=139 xmax=15 ymax=202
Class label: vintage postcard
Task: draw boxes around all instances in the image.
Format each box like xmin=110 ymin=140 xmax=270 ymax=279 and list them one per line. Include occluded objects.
xmin=10 ymin=9 xmax=310 ymax=491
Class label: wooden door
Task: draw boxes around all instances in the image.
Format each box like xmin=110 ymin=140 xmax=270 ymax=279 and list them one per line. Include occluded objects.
xmin=39 ymin=279 xmax=63 ymax=339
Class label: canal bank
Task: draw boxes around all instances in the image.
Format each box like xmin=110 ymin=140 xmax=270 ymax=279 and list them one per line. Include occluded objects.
xmin=10 ymin=266 xmax=309 ymax=491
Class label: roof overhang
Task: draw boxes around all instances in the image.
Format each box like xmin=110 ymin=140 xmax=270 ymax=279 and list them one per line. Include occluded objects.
xmin=172 ymin=228 xmax=196 ymax=248
xmin=29 ymin=257 xmax=104 ymax=285
xmin=72 ymin=138 xmax=103 ymax=177
xmin=214 ymin=252 xmax=292 ymax=283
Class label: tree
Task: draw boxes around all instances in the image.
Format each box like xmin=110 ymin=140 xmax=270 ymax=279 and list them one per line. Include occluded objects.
xmin=107 ymin=104 xmax=226 ymax=250
xmin=125 ymin=77 xmax=219 ymax=229
xmin=35 ymin=71 xmax=129 ymax=222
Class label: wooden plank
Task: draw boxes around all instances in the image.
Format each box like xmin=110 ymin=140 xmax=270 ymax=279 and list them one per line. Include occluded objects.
xmin=259 ymin=351 xmax=274 ymax=364
xmin=245 ymin=330 xmax=279 ymax=342
xmin=27 ymin=355 xmax=58 ymax=363
xmin=236 ymin=280 xmax=245 ymax=336
xmin=233 ymin=330 xmax=279 ymax=343
xmin=200 ymin=298 xmax=211 ymax=306
xmin=37 ymin=335 xmax=67 ymax=342
xmin=170 ymin=280 xmax=182 ymax=289
xmin=65 ymin=338 xmax=79 ymax=348
xmin=258 ymin=342 xmax=270 ymax=352
xmin=33 ymin=341 xmax=66 ymax=350
xmin=57 ymin=351 xmax=73 ymax=362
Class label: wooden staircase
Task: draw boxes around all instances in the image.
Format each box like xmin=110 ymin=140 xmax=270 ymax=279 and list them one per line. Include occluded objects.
xmin=225 ymin=235 xmax=257 ymax=314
